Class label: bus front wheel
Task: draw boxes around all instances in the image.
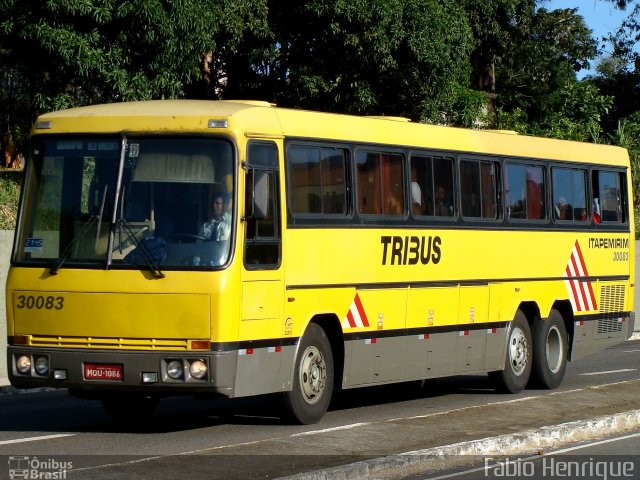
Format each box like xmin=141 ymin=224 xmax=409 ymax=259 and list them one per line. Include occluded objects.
xmin=530 ymin=309 xmax=568 ymax=389
xmin=490 ymin=310 xmax=532 ymax=393
xmin=281 ymin=323 xmax=334 ymax=425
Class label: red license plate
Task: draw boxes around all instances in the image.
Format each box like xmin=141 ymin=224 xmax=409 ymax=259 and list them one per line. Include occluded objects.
xmin=84 ymin=363 xmax=123 ymax=381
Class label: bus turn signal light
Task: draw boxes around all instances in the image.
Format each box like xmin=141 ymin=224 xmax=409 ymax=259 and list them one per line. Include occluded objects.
xmin=11 ymin=335 xmax=29 ymax=345
xmin=190 ymin=340 xmax=211 ymax=350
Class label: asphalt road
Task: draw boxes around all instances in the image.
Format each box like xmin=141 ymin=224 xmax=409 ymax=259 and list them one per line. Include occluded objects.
xmin=0 ymin=340 xmax=639 ymax=480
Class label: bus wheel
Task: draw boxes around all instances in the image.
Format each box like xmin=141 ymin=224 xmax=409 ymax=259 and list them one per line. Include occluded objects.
xmin=530 ymin=310 xmax=568 ymax=389
xmin=281 ymin=323 xmax=334 ymax=425
xmin=490 ymin=310 xmax=532 ymax=393
xmin=101 ymin=393 xmax=159 ymax=424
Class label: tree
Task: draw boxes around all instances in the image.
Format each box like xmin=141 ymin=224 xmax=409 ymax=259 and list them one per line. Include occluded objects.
xmin=460 ymin=0 xmax=536 ymax=94
xmin=223 ymin=0 xmax=481 ymax=125
xmin=495 ymin=6 xmax=597 ymax=124
xmin=0 ymin=0 xmax=269 ymax=166
xmin=588 ymin=1 xmax=640 ymax=132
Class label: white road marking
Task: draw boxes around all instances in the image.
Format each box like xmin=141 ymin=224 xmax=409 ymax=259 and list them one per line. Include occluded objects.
xmin=579 ymin=368 xmax=637 ymax=376
xmin=549 ymin=388 xmax=583 ymax=395
xmin=291 ymin=422 xmax=370 ymax=436
xmin=550 ymin=430 xmax=640 ymax=454
xmin=623 ymin=349 xmax=640 ymax=353
xmin=385 ymin=397 xmax=539 ymax=423
xmin=0 ymin=433 xmax=76 ymax=446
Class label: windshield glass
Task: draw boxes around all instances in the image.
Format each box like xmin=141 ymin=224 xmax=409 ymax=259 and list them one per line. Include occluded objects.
xmin=14 ymin=136 xmax=235 ymax=270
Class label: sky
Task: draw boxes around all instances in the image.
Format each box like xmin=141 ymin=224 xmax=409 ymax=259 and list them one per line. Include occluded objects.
xmin=542 ymin=0 xmax=634 ymax=76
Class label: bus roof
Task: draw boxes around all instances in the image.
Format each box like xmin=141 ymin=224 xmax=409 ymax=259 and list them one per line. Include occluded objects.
xmin=34 ymin=100 xmax=629 ymax=166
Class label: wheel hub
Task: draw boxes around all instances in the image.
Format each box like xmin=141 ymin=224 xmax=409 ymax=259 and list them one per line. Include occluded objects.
xmin=299 ymin=346 xmax=327 ymax=404
xmin=509 ymin=326 xmax=529 ymax=376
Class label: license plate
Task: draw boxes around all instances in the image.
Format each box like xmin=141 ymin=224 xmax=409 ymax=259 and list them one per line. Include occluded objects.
xmin=84 ymin=363 xmax=123 ymax=381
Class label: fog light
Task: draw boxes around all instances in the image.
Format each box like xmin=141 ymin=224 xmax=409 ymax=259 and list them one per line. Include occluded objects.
xmin=167 ymin=360 xmax=184 ymax=379
xmin=142 ymin=372 xmax=158 ymax=384
xmin=189 ymin=360 xmax=208 ymax=379
xmin=34 ymin=357 xmax=49 ymax=376
xmin=54 ymin=369 xmax=68 ymax=380
xmin=16 ymin=355 xmax=31 ymax=375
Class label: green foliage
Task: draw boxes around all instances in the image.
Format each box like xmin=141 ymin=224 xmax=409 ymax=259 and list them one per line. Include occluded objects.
xmin=535 ymin=82 xmax=613 ymax=142
xmin=494 ymin=6 xmax=597 ymax=126
xmin=609 ymin=113 xmax=640 ymax=220
xmin=0 ymin=0 xmax=269 ymax=166
xmin=494 ymin=82 xmax=613 ymax=143
xmin=0 ymin=170 xmax=21 ymax=229
xmin=223 ymin=0 xmax=480 ymax=125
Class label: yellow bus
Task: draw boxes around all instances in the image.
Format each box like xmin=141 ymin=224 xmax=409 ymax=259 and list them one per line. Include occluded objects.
xmin=6 ymin=100 xmax=635 ymax=424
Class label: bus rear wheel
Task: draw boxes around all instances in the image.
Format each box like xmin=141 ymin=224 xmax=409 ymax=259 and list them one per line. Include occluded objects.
xmin=281 ymin=323 xmax=334 ymax=425
xmin=530 ymin=309 xmax=568 ymax=389
xmin=490 ymin=310 xmax=532 ymax=393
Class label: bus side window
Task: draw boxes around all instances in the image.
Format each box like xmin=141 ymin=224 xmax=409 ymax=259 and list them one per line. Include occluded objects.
xmin=356 ymin=150 xmax=404 ymax=216
xmin=460 ymin=159 xmax=498 ymax=219
xmin=552 ymin=167 xmax=587 ymax=223
xmin=592 ymin=170 xmax=625 ymax=223
xmin=504 ymin=163 xmax=546 ymax=220
xmin=410 ymin=154 xmax=454 ymax=217
xmin=287 ymin=144 xmax=348 ymax=215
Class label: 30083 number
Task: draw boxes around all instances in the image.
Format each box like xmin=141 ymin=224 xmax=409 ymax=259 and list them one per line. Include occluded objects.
xmin=613 ymin=251 xmax=629 ymax=262
xmin=16 ymin=295 xmax=64 ymax=310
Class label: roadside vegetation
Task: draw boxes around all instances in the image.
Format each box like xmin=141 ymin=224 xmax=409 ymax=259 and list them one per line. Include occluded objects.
xmin=0 ymin=170 xmax=21 ymax=230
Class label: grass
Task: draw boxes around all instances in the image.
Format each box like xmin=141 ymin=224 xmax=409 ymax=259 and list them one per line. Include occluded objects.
xmin=0 ymin=169 xmax=22 ymax=230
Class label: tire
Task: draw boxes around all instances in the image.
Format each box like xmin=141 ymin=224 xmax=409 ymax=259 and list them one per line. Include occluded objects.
xmin=530 ymin=309 xmax=568 ymax=389
xmin=101 ymin=393 xmax=159 ymax=424
xmin=489 ymin=310 xmax=532 ymax=393
xmin=281 ymin=323 xmax=334 ymax=424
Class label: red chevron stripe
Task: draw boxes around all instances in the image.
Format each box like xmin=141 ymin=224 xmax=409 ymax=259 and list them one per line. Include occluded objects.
xmin=354 ymin=293 xmax=369 ymax=327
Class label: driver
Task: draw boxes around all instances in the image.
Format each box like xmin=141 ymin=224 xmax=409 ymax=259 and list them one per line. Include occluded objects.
xmin=199 ymin=193 xmax=230 ymax=241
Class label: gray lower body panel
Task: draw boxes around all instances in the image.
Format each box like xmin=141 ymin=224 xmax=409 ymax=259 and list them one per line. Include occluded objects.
xmin=571 ymin=311 xmax=635 ymax=361
xmin=342 ymin=326 xmax=509 ymax=388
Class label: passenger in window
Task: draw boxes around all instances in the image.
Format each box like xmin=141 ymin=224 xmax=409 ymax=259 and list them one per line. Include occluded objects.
xmin=593 ymin=198 xmax=601 ymax=224
xmin=435 ymin=185 xmax=453 ymax=216
xmin=411 ymin=182 xmax=424 ymax=215
xmin=200 ymin=193 xmax=231 ymax=241
xmin=579 ymin=208 xmax=587 ymax=221
xmin=386 ymin=193 xmax=403 ymax=214
xmin=555 ymin=196 xmax=572 ymax=220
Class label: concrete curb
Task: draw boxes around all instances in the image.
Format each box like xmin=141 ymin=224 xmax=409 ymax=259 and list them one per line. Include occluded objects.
xmin=281 ymin=409 xmax=640 ymax=480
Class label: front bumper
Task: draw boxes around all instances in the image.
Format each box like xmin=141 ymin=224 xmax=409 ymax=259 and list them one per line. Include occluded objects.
xmin=7 ymin=346 xmax=236 ymax=396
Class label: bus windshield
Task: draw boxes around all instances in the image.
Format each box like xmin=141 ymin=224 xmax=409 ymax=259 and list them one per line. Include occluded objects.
xmin=14 ymin=136 xmax=235 ymax=270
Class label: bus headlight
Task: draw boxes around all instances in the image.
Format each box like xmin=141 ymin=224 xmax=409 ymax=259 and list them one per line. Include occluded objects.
xmin=167 ymin=360 xmax=184 ymax=379
xmin=189 ymin=360 xmax=208 ymax=379
xmin=16 ymin=355 xmax=31 ymax=374
xmin=34 ymin=356 xmax=49 ymax=376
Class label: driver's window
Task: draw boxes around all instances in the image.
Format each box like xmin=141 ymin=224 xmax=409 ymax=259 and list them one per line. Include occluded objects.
xmin=245 ymin=141 xmax=281 ymax=268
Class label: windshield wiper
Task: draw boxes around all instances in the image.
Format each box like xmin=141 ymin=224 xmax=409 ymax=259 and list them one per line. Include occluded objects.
xmin=50 ymin=186 xmax=108 ymax=276
xmin=49 ymin=215 xmax=98 ymax=275
xmin=116 ymin=218 xmax=165 ymax=279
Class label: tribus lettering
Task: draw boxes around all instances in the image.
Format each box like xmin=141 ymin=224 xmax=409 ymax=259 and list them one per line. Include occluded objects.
xmin=381 ymin=235 xmax=442 ymax=265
